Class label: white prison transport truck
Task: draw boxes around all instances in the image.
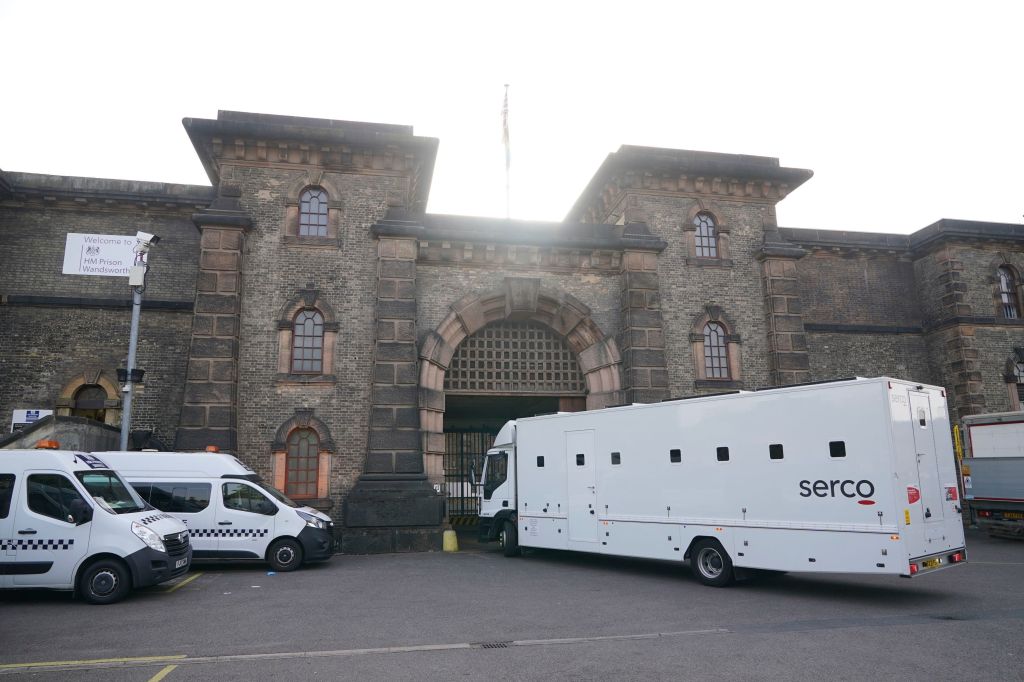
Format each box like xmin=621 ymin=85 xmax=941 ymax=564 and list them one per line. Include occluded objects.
xmin=0 ymin=442 xmax=192 ymax=604
xmin=960 ymin=411 xmax=1024 ymax=539
xmin=477 ymin=377 xmax=967 ymax=586
xmin=95 ymin=450 xmax=334 ymax=571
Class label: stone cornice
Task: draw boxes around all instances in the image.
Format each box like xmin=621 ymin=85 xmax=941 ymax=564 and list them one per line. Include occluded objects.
xmin=183 ymin=111 xmax=438 ymax=213
xmin=0 ymin=172 xmax=213 ymax=213
xmin=371 ymin=212 xmax=655 ymax=272
xmin=909 ymin=219 xmax=1024 ymax=251
xmin=780 ymin=220 xmax=1024 ymax=257
xmin=567 ymin=145 xmax=813 ymax=223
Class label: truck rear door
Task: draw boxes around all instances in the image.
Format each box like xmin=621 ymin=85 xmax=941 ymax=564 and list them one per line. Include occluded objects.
xmin=908 ymin=390 xmax=946 ymax=537
xmin=890 ymin=385 xmax=966 ymax=572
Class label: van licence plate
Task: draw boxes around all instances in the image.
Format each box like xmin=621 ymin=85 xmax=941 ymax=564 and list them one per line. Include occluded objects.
xmin=175 ymin=558 xmax=188 ymax=569
xmin=921 ymin=557 xmax=942 ymax=569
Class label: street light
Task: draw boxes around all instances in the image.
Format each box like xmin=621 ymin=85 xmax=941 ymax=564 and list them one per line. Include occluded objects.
xmin=119 ymin=231 xmax=160 ymax=450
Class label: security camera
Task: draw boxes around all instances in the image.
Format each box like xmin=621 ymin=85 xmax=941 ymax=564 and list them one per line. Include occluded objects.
xmin=136 ymin=231 xmax=161 ymax=247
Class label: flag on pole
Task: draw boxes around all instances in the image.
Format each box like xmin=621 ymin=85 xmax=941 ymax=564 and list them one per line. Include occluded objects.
xmin=502 ymin=84 xmax=511 ymax=219
xmin=501 ymin=84 xmax=510 ymax=172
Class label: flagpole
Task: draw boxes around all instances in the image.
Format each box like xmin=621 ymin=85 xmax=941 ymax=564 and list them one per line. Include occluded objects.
xmin=502 ymin=84 xmax=510 ymax=219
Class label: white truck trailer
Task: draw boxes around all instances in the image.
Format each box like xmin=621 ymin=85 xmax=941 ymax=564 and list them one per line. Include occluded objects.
xmin=960 ymin=411 xmax=1024 ymax=539
xmin=477 ymin=377 xmax=967 ymax=585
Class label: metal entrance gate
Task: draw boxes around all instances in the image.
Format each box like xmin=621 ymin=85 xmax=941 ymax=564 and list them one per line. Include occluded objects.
xmin=445 ymin=431 xmax=496 ymax=522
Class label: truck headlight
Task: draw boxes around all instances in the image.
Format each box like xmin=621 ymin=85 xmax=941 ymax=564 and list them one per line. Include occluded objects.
xmin=132 ymin=521 xmax=167 ymax=553
xmin=297 ymin=510 xmax=326 ymax=530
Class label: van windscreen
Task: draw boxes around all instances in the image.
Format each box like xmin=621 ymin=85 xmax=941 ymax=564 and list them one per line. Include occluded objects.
xmin=256 ymin=480 xmax=299 ymax=508
xmin=75 ymin=470 xmax=146 ymax=514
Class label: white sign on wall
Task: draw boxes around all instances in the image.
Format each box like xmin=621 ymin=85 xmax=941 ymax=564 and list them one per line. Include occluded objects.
xmin=62 ymin=233 xmax=145 ymax=276
xmin=11 ymin=409 xmax=53 ymax=433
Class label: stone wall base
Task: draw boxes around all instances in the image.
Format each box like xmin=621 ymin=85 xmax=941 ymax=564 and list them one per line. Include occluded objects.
xmin=340 ymin=527 xmax=445 ymax=554
xmin=341 ymin=474 xmax=445 ymax=553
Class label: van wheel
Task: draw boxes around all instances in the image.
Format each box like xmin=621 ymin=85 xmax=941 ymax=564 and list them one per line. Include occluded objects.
xmin=499 ymin=520 xmax=520 ymax=557
xmin=79 ymin=559 xmax=131 ymax=605
xmin=690 ymin=539 xmax=735 ymax=587
xmin=268 ymin=538 xmax=303 ymax=572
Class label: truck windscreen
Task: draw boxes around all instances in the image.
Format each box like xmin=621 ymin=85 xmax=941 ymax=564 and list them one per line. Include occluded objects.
xmin=483 ymin=451 xmax=508 ymax=500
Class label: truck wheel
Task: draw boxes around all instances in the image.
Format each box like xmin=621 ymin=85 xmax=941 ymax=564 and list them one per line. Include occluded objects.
xmin=690 ymin=539 xmax=734 ymax=587
xmin=267 ymin=538 xmax=303 ymax=572
xmin=499 ymin=520 xmax=520 ymax=557
xmin=79 ymin=558 xmax=132 ymax=605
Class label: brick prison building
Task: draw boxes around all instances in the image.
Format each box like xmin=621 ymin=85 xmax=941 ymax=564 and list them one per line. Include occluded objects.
xmin=2 ymin=111 xmax=1023 ymax=550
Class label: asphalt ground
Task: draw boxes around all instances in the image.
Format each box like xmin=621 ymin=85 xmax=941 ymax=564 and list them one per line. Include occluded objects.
xmin=0 ymin=528 xmax=1022 ymax=681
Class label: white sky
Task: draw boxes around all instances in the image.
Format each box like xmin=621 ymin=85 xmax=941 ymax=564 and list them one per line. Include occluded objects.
xmin=1 ymin=0 xmax=1020 ymax=234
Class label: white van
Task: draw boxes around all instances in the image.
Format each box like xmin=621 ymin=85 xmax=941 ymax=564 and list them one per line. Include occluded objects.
xmin=1 ymin=443 xmax=192 ymax=604
xmin=95 ymin=450 xmax=334 ymax=571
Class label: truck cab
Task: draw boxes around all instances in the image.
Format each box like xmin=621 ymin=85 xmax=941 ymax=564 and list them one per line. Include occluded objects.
xmin=477 ymin=421 xmax=518 ymax=554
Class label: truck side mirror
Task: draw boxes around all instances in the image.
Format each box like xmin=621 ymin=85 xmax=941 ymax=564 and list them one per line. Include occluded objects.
xmin=69 ymin=499 xmax=93 ymax=525
xmin=257 ymin=500 xmax=278 ymax=516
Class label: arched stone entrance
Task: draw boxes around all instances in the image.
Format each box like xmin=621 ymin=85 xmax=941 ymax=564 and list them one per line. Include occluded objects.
xmin=54 ymin=369 xmax=122 ymax=426
xmin=418 ymin=278 xmax=624 ymax=485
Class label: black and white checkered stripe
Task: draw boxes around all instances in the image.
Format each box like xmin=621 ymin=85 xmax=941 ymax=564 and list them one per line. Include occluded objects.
xmin=138 ymin=514 xmax=171 ymax=525
xmin=0 ymin=538 xmax=75 ymax=550
xmin=188 ymin=529 xmax=269 ymax=538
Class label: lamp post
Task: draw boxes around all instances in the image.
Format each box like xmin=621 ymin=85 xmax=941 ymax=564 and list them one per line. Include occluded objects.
xmin=119 ymin=232 xmax=159 ymax=450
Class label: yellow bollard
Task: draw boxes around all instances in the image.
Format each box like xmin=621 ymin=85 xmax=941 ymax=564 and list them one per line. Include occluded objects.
xmin=442 ymin=529 xmax=459 ymax=553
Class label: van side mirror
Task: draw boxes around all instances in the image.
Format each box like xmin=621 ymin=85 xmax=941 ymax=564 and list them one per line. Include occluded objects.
xmin=69 ymin=499 xmax=93 ymax=525
xmin=256 ymin=500 xmax=278 ymax=516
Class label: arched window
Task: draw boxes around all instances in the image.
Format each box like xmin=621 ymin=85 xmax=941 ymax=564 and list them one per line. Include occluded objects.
xmin=998 ymin=266 xmax=1020 ymax=319
xmin=285 ymin=428 xmax=320 ymax=498
xmin=299 ymin=187 xmax=328 ymax=237
xmin=703 ymin=322 xmax=730 ymax=379
xmin=693 ymin=212 xmax=718 ymax=258
xmin=291 ymin=310 xmax=325 ymax=373
xmin=71 ymin=384 xmax=108 ymax=422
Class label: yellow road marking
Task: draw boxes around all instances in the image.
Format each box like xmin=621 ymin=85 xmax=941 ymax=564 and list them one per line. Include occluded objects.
xmin=148 ymin=664 xmax=178 ymax=681
xmin=0 ymin=655 xmax=185 ymax=671
xmin=164 ymin=572 xmax=202 ymax=593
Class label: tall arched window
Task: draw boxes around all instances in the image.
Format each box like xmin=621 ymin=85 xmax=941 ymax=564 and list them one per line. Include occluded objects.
xmin=299 ymin=187 xmax=328 ymax=237
xmin=703 ymin=322 xmax=730 ymax=379
xmin=291 ymin=310 xmax=325 ymax=373
xmin=285 ymin=428 xmax=320 ymax=498
xmin=693 ymin=212 xmax=718 ymax=258
xmin=71 ymin=384 xmax=108 ymax=422
xmin=998 ymin=266 xmax=1020 ymax=319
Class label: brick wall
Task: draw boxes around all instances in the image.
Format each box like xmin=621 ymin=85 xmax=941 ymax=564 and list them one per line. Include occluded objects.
xmin=630 ymin=194 xmax=774 ymax=394
xmin=806 ymin=332 xmax=932 ymax=384
xmin=0 ymin=176 xmax=205 ymax=444
xmin=798 ymin=251 xmax=921 ymax=326
xmin=227 ymin=165 xmax=403 ymax=518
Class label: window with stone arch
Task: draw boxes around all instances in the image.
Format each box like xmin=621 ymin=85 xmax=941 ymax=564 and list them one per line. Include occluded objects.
xmin=998 ymin=266 xmax=1020 ymax=319
xmin=703 ymin=322 xmax=730 ymax=379
xmin=272 ymin=409 xmax=334 ymax=506
xmin=690 ymin=306 xmax=742 ymax=387
xmin=693 ymin=212 xmax=719 ymax=258
xmin=276 ymin=289 xmax=338 ymax=383
xmin=299 ymin=187 xmax=329 ymax=237
xmin=291 ymin=309 xmax=325 ymax=373
xmin=285 ymin=428 xmax=320 ymax=499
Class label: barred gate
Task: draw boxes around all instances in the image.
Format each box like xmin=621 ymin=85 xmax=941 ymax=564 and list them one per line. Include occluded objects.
xmin=444 ymin=431 xmax=496 ymax=522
